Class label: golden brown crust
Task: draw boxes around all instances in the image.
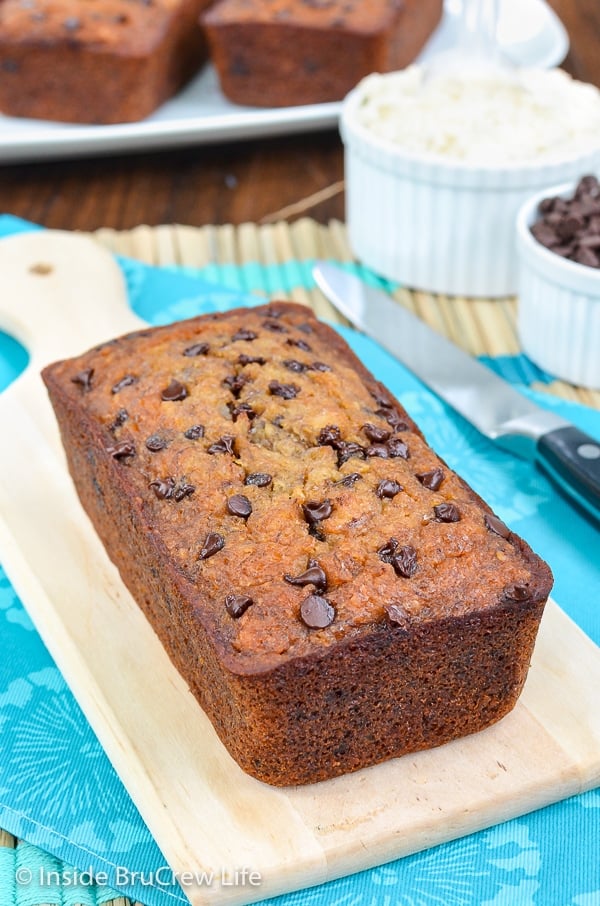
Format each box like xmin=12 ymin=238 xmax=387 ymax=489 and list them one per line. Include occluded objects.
xmin=201 ymin=0 xmax=444 ymax=107
xmin=0 ymin=0 xmax=212 ymax=124
xmin=42 ymin=301 xmax=553 ymax=785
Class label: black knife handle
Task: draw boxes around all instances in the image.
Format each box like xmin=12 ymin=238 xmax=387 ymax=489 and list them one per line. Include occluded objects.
xmin=537 ymin=426 xmax=600 ymax=520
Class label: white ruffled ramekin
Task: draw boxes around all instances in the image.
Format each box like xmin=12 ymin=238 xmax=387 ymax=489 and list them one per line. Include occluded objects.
xmin=516 ymin=180 xmax=600 ymax=390
xmin=340 ymin=84 xmax=600 ymax=298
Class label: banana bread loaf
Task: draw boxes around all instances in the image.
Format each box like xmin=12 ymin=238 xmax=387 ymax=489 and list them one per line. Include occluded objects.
xmin=201 ymin=0 xmax=444 ymax=107
xmin=0 ymin=0 xmax=212 ymax=124
xmin=42 ymin=302 xmax=553 ymax=785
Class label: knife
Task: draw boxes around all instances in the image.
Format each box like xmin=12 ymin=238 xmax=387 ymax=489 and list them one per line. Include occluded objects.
xmin=313 ymin=262 xmax=600 ymax=522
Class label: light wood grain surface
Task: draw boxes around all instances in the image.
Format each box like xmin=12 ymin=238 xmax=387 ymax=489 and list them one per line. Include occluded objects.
xmin=0 ymin=231 xmax=599 ymax=906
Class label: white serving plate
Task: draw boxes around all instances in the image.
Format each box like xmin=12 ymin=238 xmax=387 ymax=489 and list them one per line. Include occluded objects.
xmin=0 ymin=0 xmax=568 ymax=165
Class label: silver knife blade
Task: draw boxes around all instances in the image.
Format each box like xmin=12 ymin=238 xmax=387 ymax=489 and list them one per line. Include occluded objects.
xmin=314 ymin=262 xmax=568 ymax=461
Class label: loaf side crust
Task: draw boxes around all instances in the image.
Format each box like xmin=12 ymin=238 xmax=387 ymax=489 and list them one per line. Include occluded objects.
xmin=42 ymin=301 xmax=553 ymax=785
xmin=0 ymin=0 xmax=211 ymax=124
xmin=201 ymin=0 xmax=444 ymax=107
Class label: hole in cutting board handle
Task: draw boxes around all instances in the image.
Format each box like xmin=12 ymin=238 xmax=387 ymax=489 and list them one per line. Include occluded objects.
xmin=28 ymin=262 xmax=54 ymax=276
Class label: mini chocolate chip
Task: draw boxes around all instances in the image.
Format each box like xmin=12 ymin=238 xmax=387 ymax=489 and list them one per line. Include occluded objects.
xmin=574 ymin=247 xmax=599 ymax=267
xmin=106 ymin=441 xmax=135 ymax=460
xmin=263 ymin=320 xmax=288 ymax=333
xmin=434 ymin=503 xmax=461 ymax=523
xmin=302 ymin=500 xmax=333 ymax=524
xmin=366 ymin=444 xmax=389 ymax=458
xmin=229 ymin=402 xmax=256 ymax=422
xmin=316 ymin=425 xmax=365 ymax=463
xmin=376 ymin=409 xmax=410 ymax=432
xmin=199 ymin=532 xmax=225 ymax=560
xmin=376 ymin=479 xmax=403 ymax=499
xmin=231 ymin=328 xmax=257 ymax=342
xmin=245 ymin=472 xmax=272 ymax=487
xmin=173 ymin=483 xmax=196 ymax=501
xmin=71 ymin=368 xmax=94 ymax=391
xmin=577 ymin=174 xmax=600 ymax=197
xmin=336 ymin=472 xmax=362 ymax=487
xmin=371 ymin=388 xmax=393 ymax=408
xmin=378 ymin=538 xmax=399 ymax=564
xmin=146 ymin=434 xmax=167 ymax=451
xmin=238 ymin=354 xmax=266 ymax=366
xmin=284 ymin=564 xmax=327 ymax=593
xmin=63 ymin=15 xmax=80 ymax=29
xmin=300 ymin=594 xmax=335 ymax=629
xmin=387 ymin=437 xmax=409 ymax=459
xmin=386 ymin=603 xmax=411 ymax=626
xmin=538 ymin=197 xmax=555 ymax=214
xmin=579 ymin=234 xmax=600 ymax=249
xmin=417 ymin=468 xmax=445 ymax=491
xmin=184 ymin=424 xmax=205 ymax=440
xmin=556 ymin=215 xmax=584 ymax=241
xmin=207 ymin=435 xmax=236 ymax=455
xmin=198 ymin=532 xmax=225 ymax=560
xmin=225 ymin=594 xmax=253 ymax=618
xmin=268 ymin=381 xmax=300 ymax=399
xmin=227 ymin=494 xmax=252 ymax=519
xmin=310 ymin=361 xmax=331 ymax=372
xmin=502 ymin=584 xmax=530 ymax=603
xmin=283 ymin=359 xmax=310 ymax=373
xmin=297 ymin=322 xmax=314 ymax=334
xmin=317 ymin=425 xmax=342 ymax=446
xmin=183 ymin=342 xmax=209 ymax=357
xmin=230 ymin=56 xmax=249 ymax=77
xmin=337 ymin=442 xmax=365 ymax=466
xmin=161 ymin=380 xmax=188 ymax=402
xmin=484 ymin=512 xmax=511 ymax=539
xmin=149 ymin=477 xmax=175 ymax=499
xmin=224 ymin=374 xmax=248 ymax=397
xmin=363 ymin=423 xmax=391 ymax=443
xmin=286 ymin=337 xmax=312 ymax=352
xmin=111 ymin=375 xmax=136 ymax=394
xmin=109 ymin=408 xmax=129 ymax=431
xmin=391 ymin=544 xmax=418 ymax=578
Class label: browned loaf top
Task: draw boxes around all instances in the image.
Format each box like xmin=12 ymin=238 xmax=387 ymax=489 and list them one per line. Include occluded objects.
xmin=204 ymin=0 xmax=406 ymax=29
xmin=43 ymin=302 xmax=553 ymax=785
xmin=202 ymin=0 xmax=444 ymax=107
xmin=0 ymin=0 xmax=211 ymax=123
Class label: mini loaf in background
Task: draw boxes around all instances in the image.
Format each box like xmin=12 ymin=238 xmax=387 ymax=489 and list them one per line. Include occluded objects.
xmin=42 ymin=302 xmax=553 ymax=786
xmin=201 ymin=0 xmax=444 ymax=107
xmin=0 ymin=0 xmax=213 ymax=124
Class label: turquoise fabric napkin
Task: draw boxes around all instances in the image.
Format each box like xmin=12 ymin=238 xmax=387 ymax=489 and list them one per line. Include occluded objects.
xmin=0 ymin=215 xmax=598 ymax=906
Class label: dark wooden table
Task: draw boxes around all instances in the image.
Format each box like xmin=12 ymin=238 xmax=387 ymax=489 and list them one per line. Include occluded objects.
xmin=0 ymin=0 xmax=598 ymax=232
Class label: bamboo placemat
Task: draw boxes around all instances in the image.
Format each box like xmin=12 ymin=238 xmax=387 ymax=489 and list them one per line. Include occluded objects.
xmin=92 ymin=218 xmax=599 ymax=408
xmin=1 ymin=217 xmax=598 ymax=906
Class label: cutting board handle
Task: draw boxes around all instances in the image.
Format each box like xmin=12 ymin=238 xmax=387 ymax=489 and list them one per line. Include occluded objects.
xmin=0 ymin=231 xmax=144 ymax=371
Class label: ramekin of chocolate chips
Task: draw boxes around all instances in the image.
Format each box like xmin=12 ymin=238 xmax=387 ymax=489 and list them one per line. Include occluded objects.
xmin=516 ymin=176 xmax=600 ymax=389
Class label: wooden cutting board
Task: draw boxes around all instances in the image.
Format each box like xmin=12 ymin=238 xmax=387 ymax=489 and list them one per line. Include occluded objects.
xmin=0 ymin=231 xmax=599 ymax=906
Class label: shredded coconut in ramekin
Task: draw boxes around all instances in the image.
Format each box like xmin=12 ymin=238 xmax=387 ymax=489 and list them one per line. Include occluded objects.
xmin=353 ymin=66 xmax=600 ymax=164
